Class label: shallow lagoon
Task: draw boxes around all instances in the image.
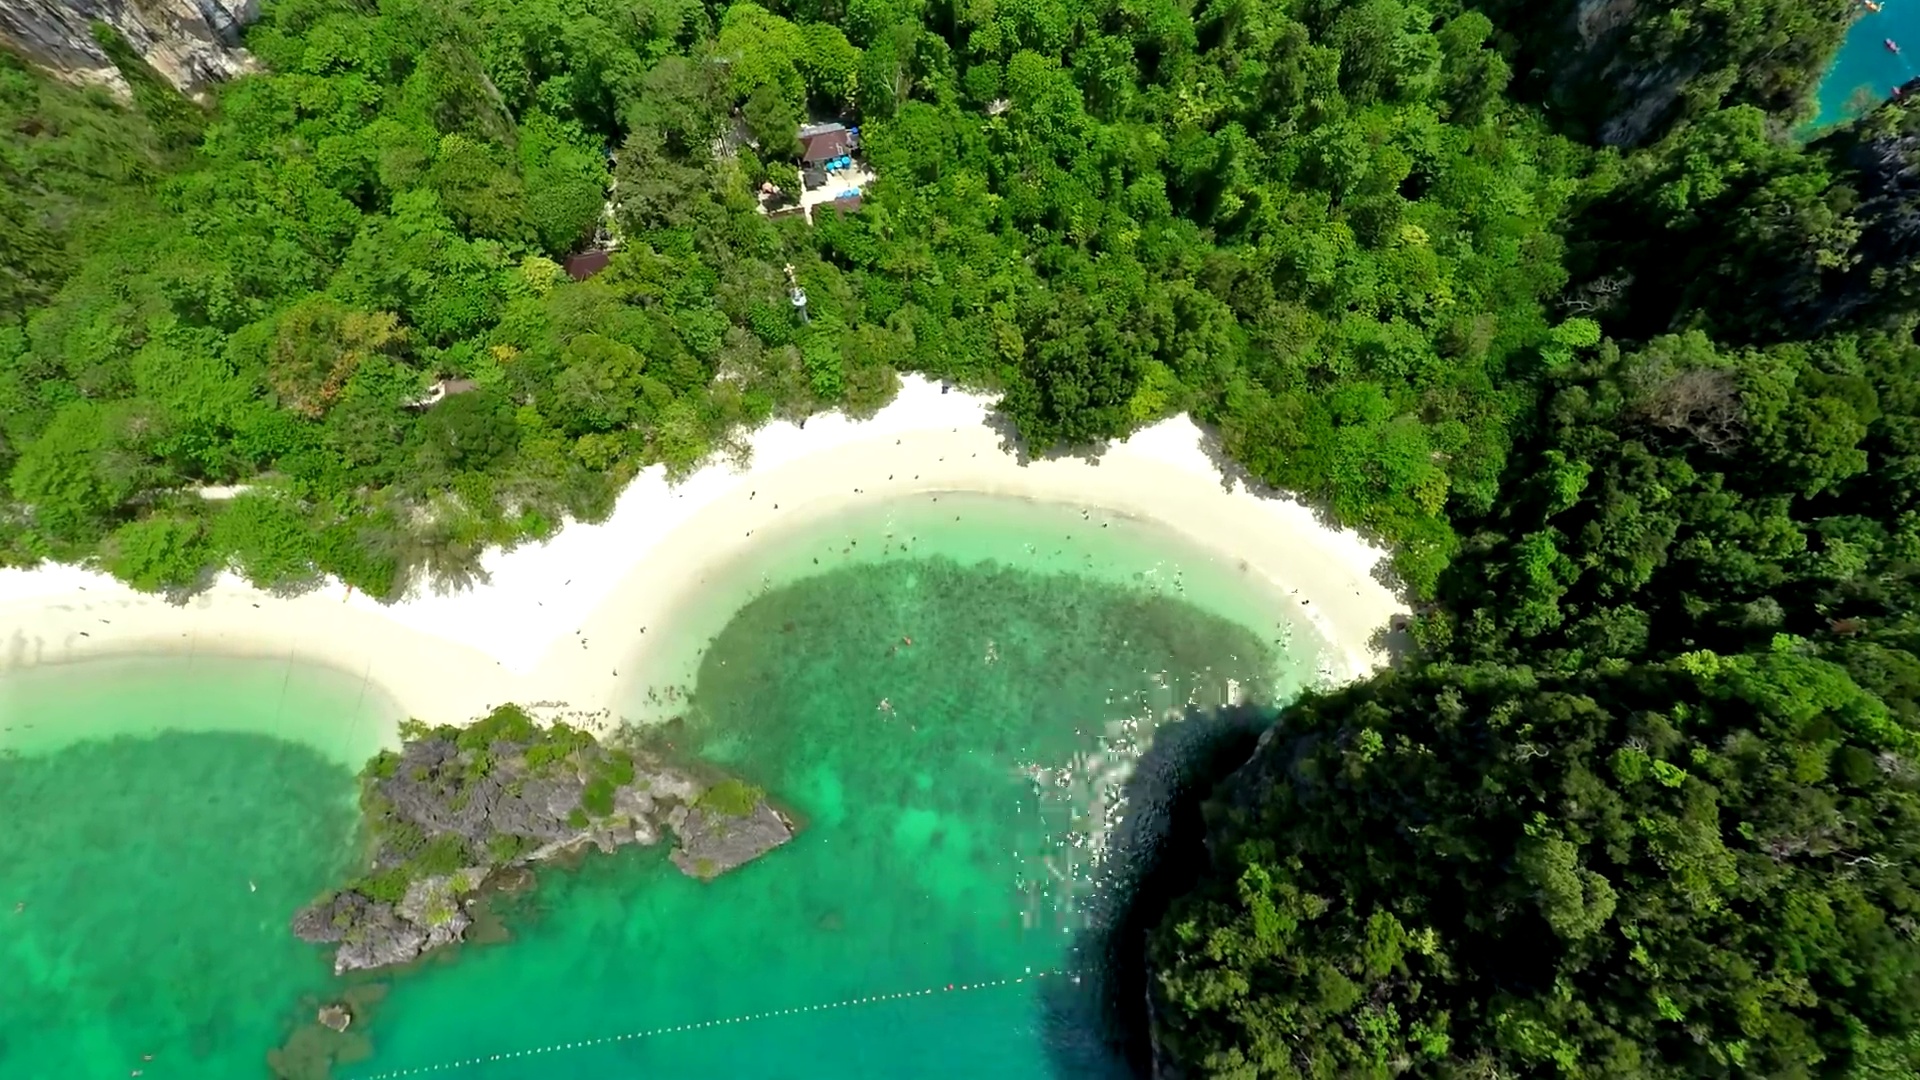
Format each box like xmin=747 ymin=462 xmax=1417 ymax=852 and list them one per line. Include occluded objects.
xmin=0 ymin=495 xmax=1330 ymax=1079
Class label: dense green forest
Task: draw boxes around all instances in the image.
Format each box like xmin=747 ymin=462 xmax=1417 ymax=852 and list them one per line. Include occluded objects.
xmin=0 ymin=0 xmax=1594 ymax=596
xmin=7 ymin=0 xmax=1920 ymax=1074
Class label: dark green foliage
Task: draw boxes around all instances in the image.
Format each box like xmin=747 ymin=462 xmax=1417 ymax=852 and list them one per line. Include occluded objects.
xmin=1476 ymin=0 xmax=1855 ymax=147
xmin=1153 ymin=656 xmax=1920 ymax=1077
xmin=0 ymin=52 xmax=170 ymax=320
xmin=0 ymin=0 xmax=1593 ymax=597
xmin=580 ymin=775 xmax=616 ymax=817
xmin=1145 ymin=9 xmax=1920 ymax=1077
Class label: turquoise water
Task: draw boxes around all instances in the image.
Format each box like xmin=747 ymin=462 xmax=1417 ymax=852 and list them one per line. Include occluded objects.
xmin=1817 ymin=5 xmax=1918 ymax=125
xmin=0 ymin=495 xmax=1329 ymax=1079
xmin=0 ymin=659 xmax=394 ymax=1078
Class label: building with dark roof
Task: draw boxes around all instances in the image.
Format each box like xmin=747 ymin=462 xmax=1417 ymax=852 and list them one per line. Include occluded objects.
xmin=564 ymin=250 xmax=611 ymax=280
xmin=801 ymin=128 xmax=850 ymax=164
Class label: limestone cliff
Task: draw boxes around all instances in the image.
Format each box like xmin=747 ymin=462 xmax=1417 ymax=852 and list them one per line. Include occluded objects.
xmin=1477 ymin=0 xmax=1855 ymax=148
xmin=0 ymin=0 xmax=260 ymax=99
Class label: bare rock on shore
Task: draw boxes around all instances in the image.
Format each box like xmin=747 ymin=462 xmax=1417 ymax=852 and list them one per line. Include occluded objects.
xmin=669 ymin=802 xmax=796 ymax=881
xmin=291 ymin=890 xmax=430 ymax=975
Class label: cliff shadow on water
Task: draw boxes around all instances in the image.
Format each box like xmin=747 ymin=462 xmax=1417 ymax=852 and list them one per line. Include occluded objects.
xmin=1037 ymin=702 xmax=1275 ymax=1080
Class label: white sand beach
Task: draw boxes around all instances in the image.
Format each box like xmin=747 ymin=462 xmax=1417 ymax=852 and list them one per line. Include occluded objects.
xmin=0 ymin=376 xmax=1405 ymax=737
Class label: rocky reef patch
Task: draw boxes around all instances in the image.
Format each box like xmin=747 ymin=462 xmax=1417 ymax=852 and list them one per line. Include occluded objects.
xmin=291 ymin=704 xmax=793 ymax=973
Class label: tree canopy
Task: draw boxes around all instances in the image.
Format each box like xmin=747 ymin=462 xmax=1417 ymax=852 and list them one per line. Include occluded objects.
xmin=1154 ymin=654 xmax=1920 ymax=1077
xmin=8 ymin=1 xmax=1920 ymax=1072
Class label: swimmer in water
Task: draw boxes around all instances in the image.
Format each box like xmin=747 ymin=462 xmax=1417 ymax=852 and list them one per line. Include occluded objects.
xmin=878 ymin=698 xmax=894 ymax=714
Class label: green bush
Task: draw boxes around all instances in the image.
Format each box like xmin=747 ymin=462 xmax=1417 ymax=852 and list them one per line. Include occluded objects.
xmin=377 ymin=818 xmax=427 ymax=859
xmin=354 ymin=866 xmax=412 ymax=904
xmin=601 ymin=750 xmax=636 ymax=787
xmin=413 ymin=833 xmax=472 ymax=877
xmin=486 ymin=832 xmax=530 ymax=863
xmin=696 ymin=778 xmax=763 ymax=818
xmin=458 ymin=703 xmax=537 ymax=750
xmin=580 ymin=776 xmax=616 ymax=817
xmin=362 ymin=750 xmax=402 ymax=782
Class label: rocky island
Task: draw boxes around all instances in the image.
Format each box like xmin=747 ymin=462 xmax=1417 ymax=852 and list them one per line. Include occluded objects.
xmin=292 ymin=704 xmax=794 ymax=973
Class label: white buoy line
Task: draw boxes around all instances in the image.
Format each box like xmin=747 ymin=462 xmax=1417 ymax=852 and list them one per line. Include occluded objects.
xmin=349 ymin=966 xmax=1083 ymax=1078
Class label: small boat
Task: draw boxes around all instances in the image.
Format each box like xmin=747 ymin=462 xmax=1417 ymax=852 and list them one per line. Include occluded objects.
xmin=1866 ymin=1 xmax=1884 ymax=12
xmin=1887 ymin=38 xmax=1902 ymax=54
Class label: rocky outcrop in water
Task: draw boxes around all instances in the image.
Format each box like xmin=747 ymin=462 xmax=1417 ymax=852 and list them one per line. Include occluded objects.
xmin=291 ymin=706 xmax=794 ymax=974
xmin=0 ymin=0 xmax=260 ymax=99
xmin=668 ymin=801 xmax=797 ymax=880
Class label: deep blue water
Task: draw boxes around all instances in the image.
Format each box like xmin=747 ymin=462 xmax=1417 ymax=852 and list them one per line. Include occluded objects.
xmin=1816 ymin=4 xmax=1919 ymax=126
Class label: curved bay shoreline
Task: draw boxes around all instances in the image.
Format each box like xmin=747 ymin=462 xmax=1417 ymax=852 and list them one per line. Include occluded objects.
xmin=0 ymin=375 xmax=1405 ymax=744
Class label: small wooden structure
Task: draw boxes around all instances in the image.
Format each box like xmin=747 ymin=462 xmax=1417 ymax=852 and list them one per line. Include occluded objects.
xmin=564 ymin=250 xmax=612 ymax=281
xmin=408 ymin=378 xmax=480 ymax=410
xmin=820 ymin=193 xmax=864 ymax=217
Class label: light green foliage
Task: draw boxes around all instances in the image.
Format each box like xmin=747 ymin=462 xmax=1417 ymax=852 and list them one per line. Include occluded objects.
xmin=5 ymin=0 xmax=1609 ymax=598
xmin=9 ymin=402 xmax=136 ymax=543
xmin=696 ymin=778 xmax=764 ymax=818
xmin=717 ymin=4 xmax=809 ymax=111
xmin=797 ymin=23 xmax=862 ymax=106
xmin=600 ymin=750 xmax=637 ymax=787
xmin=800 ymin=329 xmax=845 ymax=401
xmin=100 ymin=515 xmax=209 ymax=592
xmin=456 ymin=703 xmax=539 ymax=751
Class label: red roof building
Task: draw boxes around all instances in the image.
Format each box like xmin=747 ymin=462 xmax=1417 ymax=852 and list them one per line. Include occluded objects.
xmin=801 ymin=129 xmax=850 ymax=164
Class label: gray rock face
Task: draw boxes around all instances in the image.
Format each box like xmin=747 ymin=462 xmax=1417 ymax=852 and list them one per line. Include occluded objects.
xmin=668 ymin=802 xmax=796 ymax=880
xmin=291 ymin=890 xmax=432 ymax=976
xmin=292 ymin=727 xmax=793 ymax=973
xmin=0 ymin=0 xmax=260 ymax=99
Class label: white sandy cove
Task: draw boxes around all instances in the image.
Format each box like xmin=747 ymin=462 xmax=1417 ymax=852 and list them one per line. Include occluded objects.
xmin=0 ymin=376 xmax=1405 ymax=733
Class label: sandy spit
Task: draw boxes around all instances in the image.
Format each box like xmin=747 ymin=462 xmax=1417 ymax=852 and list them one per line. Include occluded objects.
xmin=0 ymin=376 xmax=1405 ymax=740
